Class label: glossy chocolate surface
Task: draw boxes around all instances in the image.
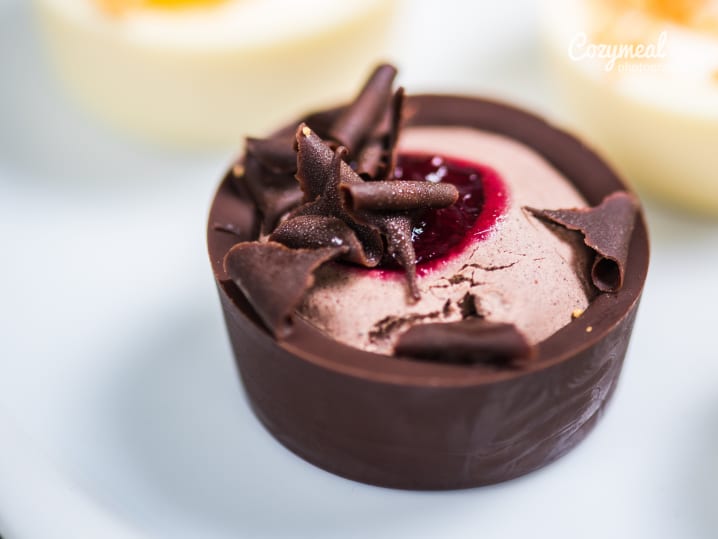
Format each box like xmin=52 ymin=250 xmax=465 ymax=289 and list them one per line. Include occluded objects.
xmin=207 ymin=95 xmax=649 ymax=489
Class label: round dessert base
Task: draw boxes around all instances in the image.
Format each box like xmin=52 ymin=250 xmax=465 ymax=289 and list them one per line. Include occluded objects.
xmin=208 ymin=95 xmax=649 ymax=490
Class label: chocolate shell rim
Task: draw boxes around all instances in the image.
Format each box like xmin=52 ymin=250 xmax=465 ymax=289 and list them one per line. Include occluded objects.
xmin=207 ymin=94 xmax=650 ymax=388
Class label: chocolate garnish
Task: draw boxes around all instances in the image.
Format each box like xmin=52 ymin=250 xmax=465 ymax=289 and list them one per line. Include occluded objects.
xmin=328 ymin=64 xmax=397 ymax=154
xmin=356 ymin=87 xmax=405 ymax=181
xmin=294 ymin=124 xmax=363 ymax=203
xmin=293 ymin=123 xmax=460 ymax=299
xmin=294 ymin=131 xmax=413 ymax=295
xmin=237 ymin=155 xmax=303 ymax=231
xmin=224 ymin=242 xmax=347 ymax=339
xmin=526 ymin=191 xmax=638 ymax=293
xmin=380 ymin=215 xmax=420 ymax=300
xmin=291 ymin=126 xmax=383 ymax=266
xmin=341 ymin=180 xmax=458 ymax=211
xmin=356 ymin=141 xmax=384 ymax=180
xmin=382 ymin=87 xmax=405 ymax=181
xmin=269 ymin=215 xmax=378 ymax=267
xmin=395 ymin=319 xmax=534 ymax=366
xmin=337 ymin=206 xmax=420 ymax=301
xmin=225 ymin=65 xmax=460 ymax=323
xmin=246 ymin=135 xmax=297 ymax=174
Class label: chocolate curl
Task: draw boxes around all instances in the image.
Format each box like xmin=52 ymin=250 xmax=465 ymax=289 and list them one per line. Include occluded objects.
xmin=382 ymin=215 xmax=420 ymax=300
xmin=526 ymin=191 xmax=638 ymax=293
xmin=395 ymin=319 xmax=534 ymax=366
xmin=341 ymin=185 xmax=420 ymax=299
xmin=234 ymin=156 xmax=303 ymax=231
xmin=295 ymin=123 xmax=362 ymax=203
xmin=294 ymin=124 xmax=422 ymax=298
xmin=293 ymin=125 xmax=384 ymax=264
xmin=246 ymin=134 xmax=297 ymax=174
xmin=341 ymin=181 xmax=458 ymax=212
xmin=383 ymin=87 xmax=405 ymax=181
xmin=356 ymin=87 xmax=405 ymax=181
xmin=328 ymin=64 xmax=397 ymax=154
xmin=356 ymin=142 xmax=384 ymax=179
xmin=224 ymin=242 xmax=347 ymax=339
xmin=269 ymin=215 xmax=380 ymax=267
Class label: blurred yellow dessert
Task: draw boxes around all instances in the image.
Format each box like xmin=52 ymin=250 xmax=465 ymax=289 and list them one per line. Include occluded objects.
xmin=34 ymin=0 xmax=397 ymax=149
xmin=543 ymin=0 xmax=718 ymax=214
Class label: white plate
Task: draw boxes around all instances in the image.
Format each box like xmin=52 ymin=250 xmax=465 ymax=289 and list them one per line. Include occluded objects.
xmin=1 ymin=0 xmax=718 ymax=537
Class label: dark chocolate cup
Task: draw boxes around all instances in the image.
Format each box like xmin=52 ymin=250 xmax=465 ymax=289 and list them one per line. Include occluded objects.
xmin=207 ymin=95 xmax=649 ymax=490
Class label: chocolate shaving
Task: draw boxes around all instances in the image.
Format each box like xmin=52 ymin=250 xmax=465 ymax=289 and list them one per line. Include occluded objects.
xmin=269 ymin=215 xmax=378 ymax=267
xmin=341 ymin=180 xmax=458 ymax=212
xmin=291 ymin=126 xmax=384 ymax=266
xmin=526 ymin=191 xmax=638 ymax=293
xmin=237 ymin=155 xmax=303 ymax=231
xmin=356 ymin=141 xmax=384 ymax=179
xmin=382 ymin=87 xmax=405 ymax=181
xmin=395 ymin=319 xmax=534 ymax=366
xmin=328 ymin=64 xmax=397 ymax=154
xmin=246 ymin=134 xmax=297 ymax=174
xmin=382 ymin=215 xmax=420 ymax=300
xmin=294 ymin=124 xmax=363 ymax=200
xmin=293 ymin=123 xmax=460 ymax=299
xmin=355 ymin=87 xmax=405 ymax=181
xmin=226 ymin=64 xmax=456 ymax=316
xmin=341 ymin=205 xmax=421 ymax=300
xmin=224 ymin=242 xmax=347 ymax=339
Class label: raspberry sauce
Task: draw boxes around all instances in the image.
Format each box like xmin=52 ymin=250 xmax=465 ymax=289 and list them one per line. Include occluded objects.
xmin=389 ymin=153 xmax=508 ymax=274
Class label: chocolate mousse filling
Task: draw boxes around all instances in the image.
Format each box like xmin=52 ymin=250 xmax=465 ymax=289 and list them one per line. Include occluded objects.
xmin=206 ymin=64 xmax=649 ymax=489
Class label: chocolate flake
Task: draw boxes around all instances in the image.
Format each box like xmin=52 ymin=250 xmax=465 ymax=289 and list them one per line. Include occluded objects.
xmin=293 ymin=123 xmax=459 ymax=299
xmin=246 ymin=134 xmax=297 ymax=174
xmin=381 ymin=215 xmax=420 ymax=300
xmin=341 ymin=180 xmax=458 ymax=212
xmin=356 ymin=141 xmax=384 ymax=180
xmin=382 ymin=87 xmax=405 ymax=181
xmin=356 ymin=87 xmax=405 ymax=181
xmin=328 ymin=64 xmax=397 ymax=154
xmin=526 ymin=191 xmax=638 ymax=292
xmin=291 ymin=126 xmax=384 ymax=266
xmin=224 ymin=242 xmax=347 ymax=339
xmin=269 ymin=215 xmax=378 ymax=267
xmin=395 ymin=319 xmax=534 ymax=366
xmin=340 ymin=206 xmax=420 ymax=299
xmin=237 ymin=152 xmax=303 ymax=231
xmin=294 ymin=124 xmax=363 ymax=203
xmin=225 ymin=64 xmax=461 ymax=322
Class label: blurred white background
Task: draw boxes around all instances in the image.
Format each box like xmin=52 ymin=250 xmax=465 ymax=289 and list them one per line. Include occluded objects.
xmin=1 ymin=0 xmax=718 ymax=537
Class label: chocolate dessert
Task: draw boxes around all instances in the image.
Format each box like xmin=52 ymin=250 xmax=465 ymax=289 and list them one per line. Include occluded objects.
xmin=207 ymin=64 xmax=649 ymax=489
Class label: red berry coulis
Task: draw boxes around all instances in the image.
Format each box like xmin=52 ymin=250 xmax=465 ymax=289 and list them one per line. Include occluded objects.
xmin=383 ymin=153 xmax=509 ymax=275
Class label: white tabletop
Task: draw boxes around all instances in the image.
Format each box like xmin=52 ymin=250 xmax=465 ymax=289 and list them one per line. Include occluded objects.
xmin=1 ymin=0 xmax=717 ymax=538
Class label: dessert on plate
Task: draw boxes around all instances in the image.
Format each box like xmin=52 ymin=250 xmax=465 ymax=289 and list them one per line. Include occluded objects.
xmin=543 ymin=0 xmax=718 ymax=214
xmin=207 ymin=64 xmax=649 ymax=489
xmin=33 ymin=0 xmax=396 ymax=148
